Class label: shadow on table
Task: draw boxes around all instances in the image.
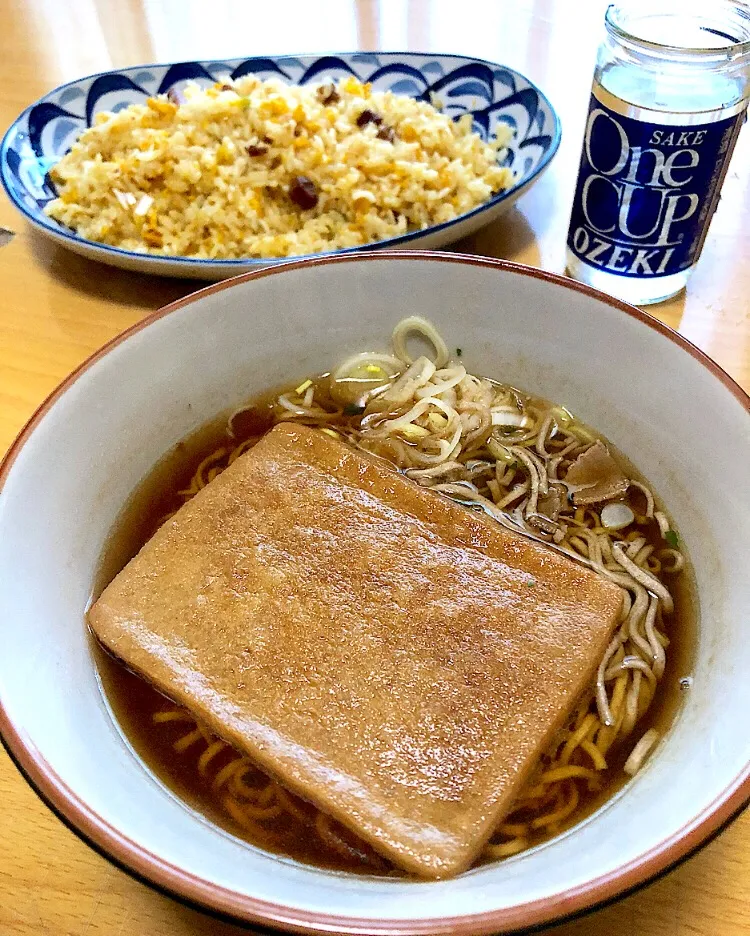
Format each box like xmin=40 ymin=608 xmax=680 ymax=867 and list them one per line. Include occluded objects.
xmin=452 ymin=206 xmax=541 ymax=267
xmin=157 ymin=900 xmax=255 ymax=936
xmin=27 ymin=208 xmax=540 ymax=318
xmin=28 ymin=229 xmax=204 ymax=310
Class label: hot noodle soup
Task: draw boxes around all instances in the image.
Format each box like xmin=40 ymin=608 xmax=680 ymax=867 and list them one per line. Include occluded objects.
xmin=92 ymin=317 xmax=695 ymax=876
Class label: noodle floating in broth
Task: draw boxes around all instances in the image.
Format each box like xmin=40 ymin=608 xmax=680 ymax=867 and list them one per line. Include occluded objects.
xmin=95 ymin=316 xmax=688 ymax=872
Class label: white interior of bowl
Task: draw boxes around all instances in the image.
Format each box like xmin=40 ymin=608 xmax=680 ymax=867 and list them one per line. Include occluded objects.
xmin=0 ymin=256 xmax=748 ymax=927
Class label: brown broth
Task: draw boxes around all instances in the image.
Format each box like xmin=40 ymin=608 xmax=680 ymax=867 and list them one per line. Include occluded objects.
xmin=91 ymin=386 xmax=697 ymax=876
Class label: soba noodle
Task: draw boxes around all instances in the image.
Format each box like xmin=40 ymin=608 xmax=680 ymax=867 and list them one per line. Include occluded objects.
xmin=152 ymin=317 xmax=684 ymax=866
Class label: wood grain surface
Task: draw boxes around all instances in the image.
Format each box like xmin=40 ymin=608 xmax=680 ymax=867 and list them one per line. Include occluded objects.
xmin=0 ymin=1 xmax=748 ymax=934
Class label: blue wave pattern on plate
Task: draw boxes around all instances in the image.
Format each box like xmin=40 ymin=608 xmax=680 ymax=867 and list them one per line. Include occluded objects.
xmin=1 ymin=52 xmax=558 ymax=250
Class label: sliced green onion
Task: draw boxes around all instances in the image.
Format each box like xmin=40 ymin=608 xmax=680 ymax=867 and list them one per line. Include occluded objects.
xmin=399 ymin=424 xmax=430 ymax=440
xmin=569 ymin=424 xmax=596 ymax=443
xmin=490 ymin=407 xmax=531 ymax=428
xmin=550 ymin=405 xmax=574 ymax=428
xmin=601 ymin=502 xmax=635 ymax=531
xmin=487 ymin=437 xmax=515 ymax=463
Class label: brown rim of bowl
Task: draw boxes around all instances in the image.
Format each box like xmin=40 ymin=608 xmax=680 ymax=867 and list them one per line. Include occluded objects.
xmin=0 ymin=251 xmax=749 ymax=936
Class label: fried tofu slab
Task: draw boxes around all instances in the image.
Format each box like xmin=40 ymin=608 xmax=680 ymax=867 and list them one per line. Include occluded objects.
xmin=88 ymin=423 xmax=622 ymax=878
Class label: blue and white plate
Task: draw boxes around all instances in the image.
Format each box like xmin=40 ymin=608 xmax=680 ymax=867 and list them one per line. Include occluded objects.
xmin=1 ymin=52 xmax=560 ymax=279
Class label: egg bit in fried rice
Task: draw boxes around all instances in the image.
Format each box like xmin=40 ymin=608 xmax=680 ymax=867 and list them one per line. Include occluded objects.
xmin=44 ymin=75 xmax=515 ymax=260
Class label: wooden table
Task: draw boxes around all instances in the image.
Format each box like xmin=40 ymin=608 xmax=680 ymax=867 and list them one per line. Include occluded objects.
xmin=1 ymin=1 xmax=748 ymax=934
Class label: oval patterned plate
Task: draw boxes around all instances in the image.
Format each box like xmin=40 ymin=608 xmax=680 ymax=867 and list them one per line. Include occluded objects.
xmin=0 ymin=53 xmax=560 ymax=279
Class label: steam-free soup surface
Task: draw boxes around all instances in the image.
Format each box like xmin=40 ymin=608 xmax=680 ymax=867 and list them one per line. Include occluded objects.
xmin=93 ymin=384 xmax=695 ymax=875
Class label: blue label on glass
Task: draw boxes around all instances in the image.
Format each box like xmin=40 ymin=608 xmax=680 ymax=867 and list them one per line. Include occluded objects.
xmin=567 ymin=93 xmax=744 ymax=278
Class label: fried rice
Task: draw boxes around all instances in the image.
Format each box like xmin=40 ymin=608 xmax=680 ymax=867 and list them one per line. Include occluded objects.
xmin=45 ymin=75 xmax=514 ymax=259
